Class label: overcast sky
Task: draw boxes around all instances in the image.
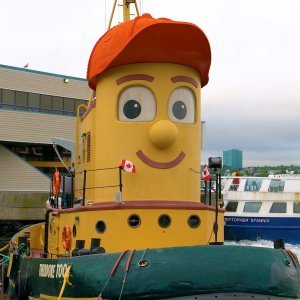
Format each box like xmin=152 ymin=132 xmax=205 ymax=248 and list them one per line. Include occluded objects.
xmin=1 ymin=0 xmax=300 ymax=167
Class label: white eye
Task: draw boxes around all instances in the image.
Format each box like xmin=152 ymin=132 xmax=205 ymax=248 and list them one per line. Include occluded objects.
xmin=118 ymin=86 xmax=156 ymax=121
xmin=168 ymin=87 xmax=195 ymax=123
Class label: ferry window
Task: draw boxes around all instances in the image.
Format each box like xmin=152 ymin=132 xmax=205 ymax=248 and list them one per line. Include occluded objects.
xmin=168 ymin=87 xmax=195 ymax=124
xmin=244 ymin=179 xmax=262 ymax=191
xmin=15 ymin=91 xmax=28 ymax=110
xmin=188 ymin=215 xmax=201 ymax=228
xmin=243 ymin=202 xmax=262 ymax=213
xmin=128 ymin=214 xmax=141 ymax=228
xmin=225 ymin=201 xmax=238 ymax=212
xmin=53 ymin=96 xmax=64 ymax=114
xmin=2 ymin=89 xmax=15 ymax=106
xmin=293 ymin=203 xmax=300 ymax=213
xmin=119 ymin=86 xmax=156 ymax=121
xmin=158 ymin=214 xmax=171 ymax=228
xmin=268 ymin=179 xmax=285 ymax=192
xmin=95 ymin=220 xmax=106 ymax=233
xmin=28 ymin=93 xmax=40 ymax=110
xmin=0 ymin=88 xmax=2 ymax=104
xmin=270 ymin=203 xmax=286 ymax=213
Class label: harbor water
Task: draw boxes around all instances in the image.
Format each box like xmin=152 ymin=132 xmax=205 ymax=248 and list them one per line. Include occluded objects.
xmin=225 ymin=239 xmax=300 ymax=259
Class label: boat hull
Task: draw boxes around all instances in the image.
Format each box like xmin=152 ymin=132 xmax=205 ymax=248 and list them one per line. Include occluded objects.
xmin=8 ymin=245 xmax=300 ymax=299
xmin=225 ymin=216 xmax=300 ymax=244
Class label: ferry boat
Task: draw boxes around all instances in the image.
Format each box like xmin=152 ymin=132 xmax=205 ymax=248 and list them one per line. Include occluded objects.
xmin=2 ymin=1 xmax=300 ymax=299
xmin=223 ymin=174 xmax=300 ymax=244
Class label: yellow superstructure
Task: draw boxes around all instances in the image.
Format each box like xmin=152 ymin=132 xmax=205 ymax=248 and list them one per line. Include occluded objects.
xmin=76 ymin=63 xmax=202 ymax=202
xmin=22 ymin=7 xmax=224 ymax=257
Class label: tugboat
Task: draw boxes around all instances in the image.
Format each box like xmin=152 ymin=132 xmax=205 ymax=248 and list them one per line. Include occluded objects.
xmin=3 ymin=1 xmax=300 ymax=299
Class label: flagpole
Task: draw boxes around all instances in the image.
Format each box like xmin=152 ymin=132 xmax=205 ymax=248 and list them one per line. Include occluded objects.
xmin=119 ymin=166 xmax=123 ymax=193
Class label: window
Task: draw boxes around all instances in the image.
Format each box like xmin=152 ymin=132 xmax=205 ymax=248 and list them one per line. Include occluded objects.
xmin=28 ymin=93 xmax=40 ymax=111
xmin=15 ymin=91 xmax=28 ymax=111
xmin=75 ymin=99 xmax=87 ymax=113
xmin=128 ymin=214 xmax=141 ymax=228
xmin=268 ymin=179 xmax=285 ymax=192
xmin=293 ymin=203 xmax=300 ymax=213
xmin=40 ymin=94 xmax=52 ymax=111
xmin=188 ymin=215 xmax=201 ymax=228
xmin=270 ymin=203 xmax=286 ymax=213
xmin=158 ymin=214 xmax=171 ymax=228
xmin=245 ymin=179 xmax=262 ymax=191
xmin=64 ymin=97 xmax=75 ymax=113
xmin=225 ymin=201 xmax=238 ymax=212
xmin=2 ymin=89 xmax=15 ymax=107
xmin=243 ymin=202 xmax=262 ymax=213
xmin=53 ymin=96 xmax=64 ymax=114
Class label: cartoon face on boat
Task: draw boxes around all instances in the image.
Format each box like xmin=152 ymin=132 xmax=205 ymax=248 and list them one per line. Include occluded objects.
xmin=84 ymin=14 xmax=211 ymax=202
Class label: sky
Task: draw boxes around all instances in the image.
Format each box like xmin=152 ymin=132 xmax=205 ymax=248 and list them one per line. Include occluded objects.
xmin=1 ymin=0 xmax=300 ymax=167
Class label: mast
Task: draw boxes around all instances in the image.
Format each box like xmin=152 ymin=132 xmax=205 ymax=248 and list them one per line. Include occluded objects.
xmin=108 ymin=0 xmax=140 ymax=30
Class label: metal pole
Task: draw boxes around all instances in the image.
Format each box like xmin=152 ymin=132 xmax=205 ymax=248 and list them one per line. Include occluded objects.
xmin=208 ymin=179 xmax=212 ymax=206
xmin=119 ymin=166 xmax=123 ymax=193
xmin=83 ymin=170 xmax=86 ymax=206
xmin=214 ymin=171 xmax=219 ymax=243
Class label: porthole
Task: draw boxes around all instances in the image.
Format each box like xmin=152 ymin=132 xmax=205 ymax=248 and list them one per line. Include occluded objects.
xmin=188 ymin=215 xmax=201 ymax=228
xmin=158 ymin=214 xmax=171 ymax=228
xmin=95 ymin=220 xmax=106 ymax=233
xmin=128 ymin=214 xmax=141 ymax=228
xmin=72 ymin=225 xmax=77 ymax=238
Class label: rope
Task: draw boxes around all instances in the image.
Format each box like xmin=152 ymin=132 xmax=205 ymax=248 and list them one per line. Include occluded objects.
xmin=98 ymin=250 xmax=128 ymax=299
xmin=57 ymin=265 xmax=72 ymax=300
xmin=118 ymin=250 xmax=135 ymax=300
xmin=0 ymin=243 xmax=9 ymax=252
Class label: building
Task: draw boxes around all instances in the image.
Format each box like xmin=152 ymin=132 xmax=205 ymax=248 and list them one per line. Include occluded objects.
xmin=223 ymin=149 xmax=243 ymax=171
xmin=0 ymin=64 xmax=90 ymax=221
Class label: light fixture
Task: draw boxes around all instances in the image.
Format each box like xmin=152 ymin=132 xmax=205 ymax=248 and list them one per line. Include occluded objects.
xmin=64 ymin=78 xmax=69 ymax=83
xmin=208 ymin=157 xmax=222 ymax=169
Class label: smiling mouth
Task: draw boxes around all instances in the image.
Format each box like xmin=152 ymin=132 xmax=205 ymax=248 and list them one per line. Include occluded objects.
xmin=136 ymin=150 xmax=186 ymax=169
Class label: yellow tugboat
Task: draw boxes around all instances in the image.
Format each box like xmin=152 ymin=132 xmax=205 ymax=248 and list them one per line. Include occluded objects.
xmin=2 ymin=1 xmax=300 ymax=299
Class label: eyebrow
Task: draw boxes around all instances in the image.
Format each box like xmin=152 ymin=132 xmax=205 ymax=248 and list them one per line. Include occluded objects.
xmin=171 ymin=76 xmax=199 ymax=88
xmin=116 ymin=74 xmax=154 ymax=85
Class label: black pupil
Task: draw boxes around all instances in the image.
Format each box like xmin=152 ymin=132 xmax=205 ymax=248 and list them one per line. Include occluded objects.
xmin=172 ymin=101 xmax=187 ymax=120
xmin=123 ymin=100 xmax=141 ymax=119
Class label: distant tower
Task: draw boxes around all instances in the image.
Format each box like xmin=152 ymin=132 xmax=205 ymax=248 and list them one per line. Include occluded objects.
xmin=223 ymin=149 xmax=243 ymax=171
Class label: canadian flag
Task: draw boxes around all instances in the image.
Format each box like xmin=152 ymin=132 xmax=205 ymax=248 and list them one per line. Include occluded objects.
xmin=202 ymin=163 xmax=212 ymax=181
xmin=121 ymin=159 xmax=136 ymax=173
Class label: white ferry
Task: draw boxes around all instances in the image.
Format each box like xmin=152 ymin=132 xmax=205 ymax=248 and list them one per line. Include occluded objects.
xmin=222 ymin=174 xmax=300 ymax=244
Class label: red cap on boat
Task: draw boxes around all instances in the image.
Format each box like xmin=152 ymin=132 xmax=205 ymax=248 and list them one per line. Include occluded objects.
xmin=87 ymin=14 xmax=211 ymax=90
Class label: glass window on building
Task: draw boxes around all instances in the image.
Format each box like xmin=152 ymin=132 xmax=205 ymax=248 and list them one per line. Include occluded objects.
xmin=64 ymin=97 xmax=75 ymax=114
xmin=75 ymin=99 xmax=87 ymax=112
xmin=40 ymin=94 xmax=52 ymax=112
xmin=15 ymin=91 xmax=28 ymax=111
xmin=270 ymin=203 xmax=286 ymax=213
xmin=244 ymin=179 xmax=262 ymax=191
xmin=243 ymin=202 xmax=262 ymax=213
xmin=28 ymin=93 xmax=40 ymax=111
xmin=293 ymin=203 xmax=300 ymax=213
xmin=0 ymin=88 xmax=2 ymax=105
xmin=2 ymin=89 xmax=15 ymax=108
xmin=225 ymin=201 xmax=239 ymax=212
xmin=53 ymin=96 xmax=64 ymax=115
